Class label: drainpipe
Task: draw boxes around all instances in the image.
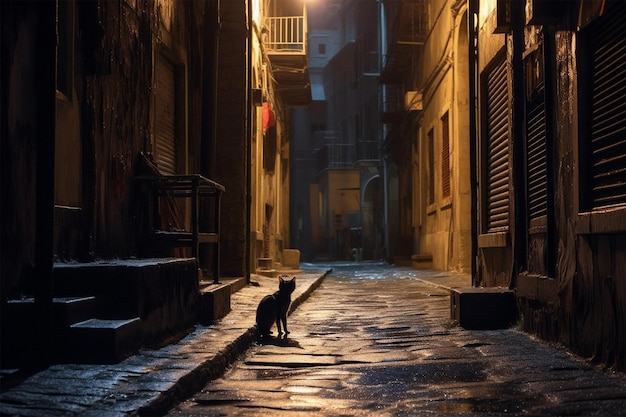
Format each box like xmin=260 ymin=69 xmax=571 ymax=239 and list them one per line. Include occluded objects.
xmin=378 ymin=0 xmax=390 ymax=262
xmin=468 ymin=0 xmax=478 ymax=286
xmin=245 ymin=0 xmax=252 ymax=284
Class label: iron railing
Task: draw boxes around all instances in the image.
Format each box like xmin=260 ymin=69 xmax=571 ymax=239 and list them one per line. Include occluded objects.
xmin=265 ymin=16 xmax=306 ymax=53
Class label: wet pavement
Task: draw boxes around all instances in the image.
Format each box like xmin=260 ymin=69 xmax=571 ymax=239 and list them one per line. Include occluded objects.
xmin=0 ymin=269 xmax=329 ymax=417
xmin=168 ymin=264 xmax=626 ymax=417
xmin=1 ymin=263 xmax=625 ymax=416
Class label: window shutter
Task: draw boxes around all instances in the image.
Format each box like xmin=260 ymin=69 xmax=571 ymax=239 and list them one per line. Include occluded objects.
xmin=486 ymin=58 xmax=510 ymax=231
xmin=428 ymin=128 xmax=435 ymax=205
xmin=527 ymin=88 xmax=547 ymax=220
xmin=441 ymin=112 xmax=451 ymax=198
xmin=155 ymin=55 xmax=177 ymax=176
xmin=587 ymin=2 xmax=626 ymax=208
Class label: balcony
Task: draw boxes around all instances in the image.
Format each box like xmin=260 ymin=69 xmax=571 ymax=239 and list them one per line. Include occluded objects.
xmin=314 ymin=131 xmax=355 ymax=174
xmin=264 ymin=15 xmax=311 ymax=107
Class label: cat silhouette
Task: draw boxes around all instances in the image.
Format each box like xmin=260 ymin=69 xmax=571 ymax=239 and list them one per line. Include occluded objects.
xmin=256 ymin=276 xmax=296 ymax=337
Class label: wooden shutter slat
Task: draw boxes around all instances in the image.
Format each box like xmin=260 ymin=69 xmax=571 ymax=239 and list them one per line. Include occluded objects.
xmin=486 ymin=57 xmax=510 ymax=231
xmin=587 ymin=1 xmax=626 ymax=208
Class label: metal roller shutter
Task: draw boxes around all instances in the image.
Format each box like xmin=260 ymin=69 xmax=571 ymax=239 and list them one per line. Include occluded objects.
xmin=155 ymin=55 xmax=177 ymax=176
xmin=486 ymin=58 xmax=510 ymax=231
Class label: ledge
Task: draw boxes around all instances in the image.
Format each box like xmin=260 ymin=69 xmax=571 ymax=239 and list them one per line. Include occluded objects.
xmin=478 ymin=231 xmax=510 ymax=248
xmin=575 ymin=206 xmax=626 ymax=235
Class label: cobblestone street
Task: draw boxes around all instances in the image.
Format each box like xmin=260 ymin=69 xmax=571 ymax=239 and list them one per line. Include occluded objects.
xmin=169 ymin=264 xmax=626 ymax=417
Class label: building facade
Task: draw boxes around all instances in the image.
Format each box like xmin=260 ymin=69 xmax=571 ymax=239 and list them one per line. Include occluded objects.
xmin=382 ymin=0 xmax=624 ymax=371
xmin=381 ymin=0 xmax=473 ymax=272
xmin=473 ymin=0 xmax=625 ymax=371
xmin=1 ymin=0 xmax=309 ymax=368
xmin=247 ymin=0 xmax=311 ymax=274
xmin=292 ymin=0 xmax=386 ymax=262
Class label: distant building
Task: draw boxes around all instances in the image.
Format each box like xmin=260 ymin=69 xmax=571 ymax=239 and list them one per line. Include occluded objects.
xmin=292 ymin=0 xmax=386 ymax=262
xmin=381 ymin=0 xmax=472 ymax=272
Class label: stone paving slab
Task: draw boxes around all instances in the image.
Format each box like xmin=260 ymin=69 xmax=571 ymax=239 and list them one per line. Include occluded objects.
xmin=168 ymin=267 xmax=626 ymax=417
xmin=0 ymin=270 xmax=330 ymax=417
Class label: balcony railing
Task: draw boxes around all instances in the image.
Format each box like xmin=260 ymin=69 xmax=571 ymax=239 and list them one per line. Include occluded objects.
xmin=316 ymin=144 xmax=356 ymax=172
xmin=263 ymin=14 xmax=310 ymax=106
xmin=314 ymin=131 xmax=356 ymax=173
xmin=265 ymin=16 xmax=305 ymax=53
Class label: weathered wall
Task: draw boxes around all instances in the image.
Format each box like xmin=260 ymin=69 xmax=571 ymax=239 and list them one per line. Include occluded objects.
xmin=88 ymin=1 xmax=155 ymax=257
xmin=412 ymin=0 xmax=472 ymax=272
xmin=214 ymin=0 xmax=248 ymax=276
xmin=1 ymin=3 xmax=42 ymax=298
xmin=475 ymin=0 xmax=625 ymax=371
xmin=1 ymin=0 xmax=212 ymax=296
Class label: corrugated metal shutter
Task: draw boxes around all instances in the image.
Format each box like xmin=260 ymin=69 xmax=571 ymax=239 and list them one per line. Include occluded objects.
xmin=155 ymin=55 xmax=177 ymax=175
xmin=486 ymin=58 xmax=510 ymax=231
xmin=587 ymin=2 xmax=626 ymax=208
xmin=527 ymin=84 xmax=547 ymax=220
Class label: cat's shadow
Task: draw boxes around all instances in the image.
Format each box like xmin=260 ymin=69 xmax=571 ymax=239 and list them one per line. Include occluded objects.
xmin=257 ymin=334 xmax=303 ymax=349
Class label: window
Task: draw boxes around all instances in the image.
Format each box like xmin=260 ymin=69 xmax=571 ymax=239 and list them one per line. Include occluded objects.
xmin=154 ymin=52 xmax=186 ymax=175
xmin=441 ymin=111 xmax=450 ymax=199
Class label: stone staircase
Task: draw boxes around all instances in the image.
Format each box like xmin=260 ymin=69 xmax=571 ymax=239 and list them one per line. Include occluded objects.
xmin=2 ymin=258 xmax=246 ymax=371
xmin=1 ymin=296 xmax=141 ymax=367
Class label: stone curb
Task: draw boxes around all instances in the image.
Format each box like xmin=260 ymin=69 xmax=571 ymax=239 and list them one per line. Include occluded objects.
xmin=133 ymin=269 xmax=332 ymax=416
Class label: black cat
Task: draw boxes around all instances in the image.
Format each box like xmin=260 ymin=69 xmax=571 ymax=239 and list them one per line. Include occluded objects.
xmin=255 ymin=276 xmax=296 ymax=337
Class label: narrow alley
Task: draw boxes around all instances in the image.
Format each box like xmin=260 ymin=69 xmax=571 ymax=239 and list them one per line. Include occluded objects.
xmin=168 ymin=264 xmax=626 ymax=417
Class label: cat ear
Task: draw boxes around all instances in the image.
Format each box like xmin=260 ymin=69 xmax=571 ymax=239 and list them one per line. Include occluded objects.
xmin=279 ymin=276 xmax=285 ymax=283
xmin=291 ymin=276 xmax=296 ymax=282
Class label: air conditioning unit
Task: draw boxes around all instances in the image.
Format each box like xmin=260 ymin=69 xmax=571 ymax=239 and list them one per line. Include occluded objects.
xmin=405 ymin=91 xmax=423 ymax=111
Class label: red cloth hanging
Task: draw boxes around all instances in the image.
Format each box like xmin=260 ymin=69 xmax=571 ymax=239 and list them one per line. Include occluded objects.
xmin=262 ymin=102 xmax=276 ymax=132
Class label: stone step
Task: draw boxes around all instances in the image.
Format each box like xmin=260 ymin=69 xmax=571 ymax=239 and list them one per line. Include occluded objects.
xmin=52 ymin=296 xmax=97 ymax=328
xmin=450 ymin=288 xmax=518 ymax=330
xmin=67 ymin=318 xmax=142 ymax=364
xmin=411 ymin=253 xmax=433 ymax=269
xmin=197 ymin=278 xmax=245 ymax=325
xmin=3 ymin=296 xmax=97 ymax=329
